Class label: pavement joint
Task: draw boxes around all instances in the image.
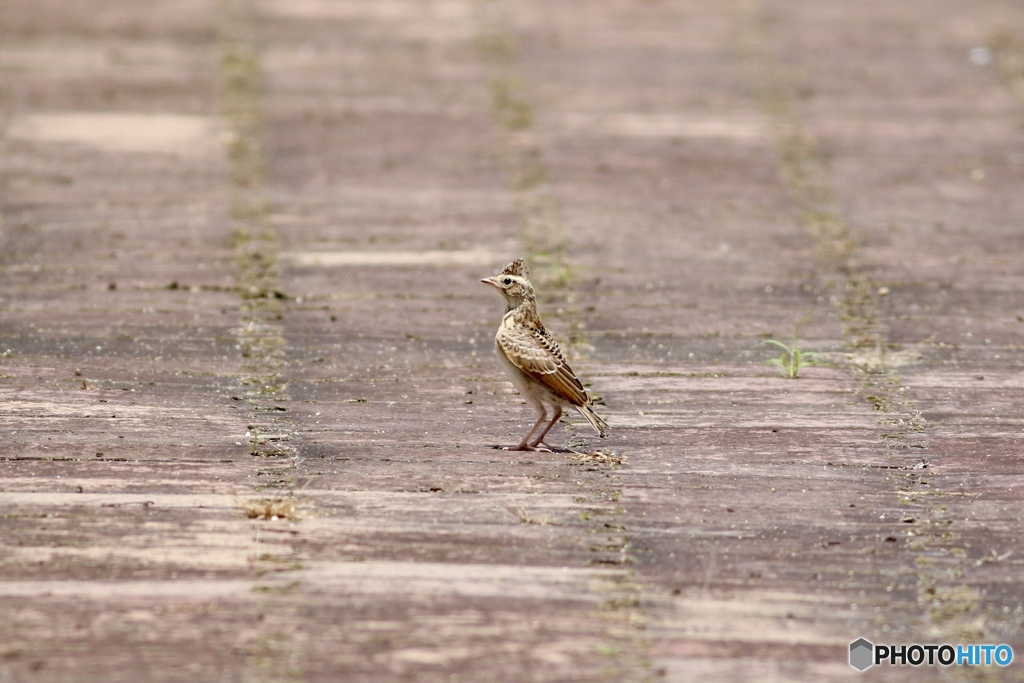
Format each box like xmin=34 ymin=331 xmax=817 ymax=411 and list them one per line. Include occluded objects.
xmin=219 ymin=1 xmax=297 ymax=487
xmin=473 ymin=0 xmax=578 ymax=311
xmin=474 ymin=3 xmax=652 ymax=680
xmin=736 ymin=0 xmax=999 ymax=671
xmin=990 ymin=23 xmax=1024 ymax=100
xmin=218 ymin=0 xmax=309 ymax=645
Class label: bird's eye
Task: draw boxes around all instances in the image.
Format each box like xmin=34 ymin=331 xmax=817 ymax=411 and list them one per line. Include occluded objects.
xmin=503 ymin=277 xmax=512 ymax=285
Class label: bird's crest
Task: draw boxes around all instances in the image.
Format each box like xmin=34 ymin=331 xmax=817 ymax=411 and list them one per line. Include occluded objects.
xmin=502 ymin=258 xmax=528 ymax=278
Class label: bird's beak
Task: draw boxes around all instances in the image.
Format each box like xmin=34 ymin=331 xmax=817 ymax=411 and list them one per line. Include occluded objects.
xmin=480 ymin=277 xmax=500 ymax=289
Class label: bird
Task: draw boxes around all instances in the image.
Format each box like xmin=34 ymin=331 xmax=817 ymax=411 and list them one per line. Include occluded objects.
xmin=480 ymin=258 xmax=608 ymax=452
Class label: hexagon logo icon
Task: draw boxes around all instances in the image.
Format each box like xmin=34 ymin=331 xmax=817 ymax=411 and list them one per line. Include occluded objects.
xmin=849 ymin=638 xmax=874 ymax=671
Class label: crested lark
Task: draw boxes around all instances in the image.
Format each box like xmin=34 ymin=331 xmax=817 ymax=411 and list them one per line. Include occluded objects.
xmin=481 ymin=258 xmax=608 ymax=451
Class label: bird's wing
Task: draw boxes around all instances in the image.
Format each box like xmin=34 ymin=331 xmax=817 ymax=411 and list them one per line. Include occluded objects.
xmin=496 ymin=324 xmax=590 ymax=406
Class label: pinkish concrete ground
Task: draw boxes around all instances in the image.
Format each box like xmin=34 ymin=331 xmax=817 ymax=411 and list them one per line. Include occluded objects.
xmin=1 ymin=1 xmax=1023 ymax=681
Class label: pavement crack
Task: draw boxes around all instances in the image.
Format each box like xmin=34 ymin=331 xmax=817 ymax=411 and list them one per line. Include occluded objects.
xmin=472 ymin=0 xmax=579 ymax=315
xmin=219 ymin=0 xmax=297 ymax=473
xmin=735 ymin=0 xmax=997 ymax=668
xmin=474 ymin=4 xmax=651 ymax=680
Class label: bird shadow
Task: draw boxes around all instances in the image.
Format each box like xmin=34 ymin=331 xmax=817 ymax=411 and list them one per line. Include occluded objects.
xmin=489 ymin=445 xmax=576 ymax=454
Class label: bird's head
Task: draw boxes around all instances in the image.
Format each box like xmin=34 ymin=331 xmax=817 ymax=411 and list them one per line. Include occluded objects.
xmin=481 ymin=258 xmax=535 ymax=309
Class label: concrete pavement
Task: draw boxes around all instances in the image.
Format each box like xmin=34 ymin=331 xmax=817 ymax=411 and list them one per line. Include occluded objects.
xmin=2 ymin=1 xmax=1022 ymax=681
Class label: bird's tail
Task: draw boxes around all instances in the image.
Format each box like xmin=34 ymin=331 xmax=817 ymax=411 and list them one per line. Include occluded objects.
xmin=576 ymin=404 xmax=609 ymax=438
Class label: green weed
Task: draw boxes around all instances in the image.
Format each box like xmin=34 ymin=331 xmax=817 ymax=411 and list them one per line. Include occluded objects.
xmin=760 ymin=318 xmax=818 ymax=379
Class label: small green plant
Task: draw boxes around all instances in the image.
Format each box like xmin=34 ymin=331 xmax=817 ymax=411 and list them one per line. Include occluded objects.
xmin=760 ymin=318 xmax=818 ymax=379
xmin=248 ymin=426 xmax=262 ymax=455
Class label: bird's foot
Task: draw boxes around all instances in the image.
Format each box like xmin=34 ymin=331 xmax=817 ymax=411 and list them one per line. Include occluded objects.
xmin=498 ymin=444 xmax=553 ymax=453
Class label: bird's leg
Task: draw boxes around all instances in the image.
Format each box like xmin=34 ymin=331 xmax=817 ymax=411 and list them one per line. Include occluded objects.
xmin=503 ymin=405 xmax=551 ymax=452
xmin=529 ymin=406 xmax=562 ymax=451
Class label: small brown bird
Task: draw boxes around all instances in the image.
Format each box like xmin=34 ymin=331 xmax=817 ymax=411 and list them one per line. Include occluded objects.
xmin=481 ymin=258 xmax=608 ymax=451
